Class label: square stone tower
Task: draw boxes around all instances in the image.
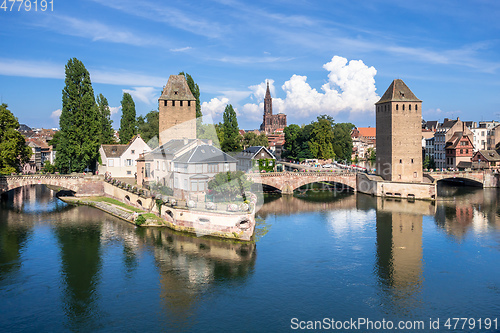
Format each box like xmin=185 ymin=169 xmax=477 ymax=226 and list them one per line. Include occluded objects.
xmin=375 ymin=79 xmax=422 ymax=182
xmin=158 ymin=75 xmax=197 ymax=146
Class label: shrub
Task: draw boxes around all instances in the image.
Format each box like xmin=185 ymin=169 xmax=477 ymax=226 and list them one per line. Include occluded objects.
xmin=135 ymin=215 xmax=146 ymax=226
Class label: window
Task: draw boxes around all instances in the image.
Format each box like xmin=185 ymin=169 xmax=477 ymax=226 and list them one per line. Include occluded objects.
xmin=172 ymin=100 xmax=175 ymax=106
xmin=188 ymin=101 xmax=191 ymax=106
xmin=415 ymin=104 xmax=418 ymax=111
xmin=224 ymin=163 xmax=230 ymax=171
xmin=414 ymin=172 xmax=417 ymax=178
xmin=180 ymin=100 xmax=183 ymax=107
xmin=131 ymin=150 xmax=135 ymax=154
xmin=162 ymin=161 xmax=166 ymax=171
xmin=399 ymin=159 xmax=402 ymax=163
xmin=402 ymin=104 xmax=405 ymax=111
xmin=156 ymin=161 xmax=159 ymax=170
xmin=460 ymin=149 xmax=463 ymax=154
xmin=411 ymin=159 xmax=414 ymax=163
xmin=196 ymin=164 xmax=203 ymax=173
xmin=396 ymin=104 xmax=399 ymax=111
xmin=126 ymin=159 xmax=132 ymax=166
xmin=108 ymin=159 xmax=114 ymax=167
xmin=164 ymin=100 xmax=168 ymax=106
xmin=409 ymin=104 xmax=411 ymax=111
xmin=208 ymin=164 xmax=218 ymax=173
xmin=127 ymin=171 xmax=132 ymax=175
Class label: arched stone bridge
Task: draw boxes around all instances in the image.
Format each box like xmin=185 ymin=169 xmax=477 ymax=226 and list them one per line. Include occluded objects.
xmin=0 ymin=174 xmax=105 ymax=196
xmin=247 ymin=171 xmax=357 ymax=194
xmin=424 ymin=171 xmax=498 ymax=187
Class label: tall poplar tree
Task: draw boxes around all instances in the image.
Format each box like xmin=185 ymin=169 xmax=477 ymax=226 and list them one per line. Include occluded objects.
xmin=96 ymin=93 xmax=114 ymax=144
xmin=119 ymin=92 xmax=136 ymax=144
xmin=57 ymin=58 xmax=100 ymax=173
xmin=178 ymin=72 xmax=201 ymax=119
xmin=221 ymin=104 xmax=242 ymax=153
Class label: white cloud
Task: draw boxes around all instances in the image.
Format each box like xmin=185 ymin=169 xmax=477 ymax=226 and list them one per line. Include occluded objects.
xmin=0 ymin=57 xmax=167 ymax=87
xmin=201 ymin=97 xmax=230 ymax=118
xmin=122 ymin=87 xmax=159 ymax=105
xmin=170 ymin=47 xmax=192 ymax=52
xmin=51 ymin=109 xmax=62 ymax=120
xmin=34 ymin=14 xmax=165 ymax=47
xmin=213 ymin=56 xmax=379 ymax=122
xmin=109 ymin=106 xmax=121 ymax=115
xmin=0 ymin=58 xmax=63 ymax=79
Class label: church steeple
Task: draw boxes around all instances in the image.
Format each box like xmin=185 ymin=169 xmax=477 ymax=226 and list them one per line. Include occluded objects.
xmin=264 ymin=81 xmax=272 ymax=115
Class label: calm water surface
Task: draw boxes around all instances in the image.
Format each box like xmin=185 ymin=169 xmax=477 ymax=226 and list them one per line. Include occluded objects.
xmin=1 ymin=185 xmax=500 ymax=332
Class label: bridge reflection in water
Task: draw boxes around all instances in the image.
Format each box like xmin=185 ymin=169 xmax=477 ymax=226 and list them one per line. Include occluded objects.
xmin=1 ymin=184 xmax=500 ymax=331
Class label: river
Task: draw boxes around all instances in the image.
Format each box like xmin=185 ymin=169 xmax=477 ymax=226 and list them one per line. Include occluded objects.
xmin=1 ymin=184 xmax=499 ymax=332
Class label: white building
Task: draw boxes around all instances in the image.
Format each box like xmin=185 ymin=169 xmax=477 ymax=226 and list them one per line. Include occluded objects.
xmin=470 ymin=127 xmax=488 ymax=152
xmin=98 ymin=135 xmax=152 ymax=178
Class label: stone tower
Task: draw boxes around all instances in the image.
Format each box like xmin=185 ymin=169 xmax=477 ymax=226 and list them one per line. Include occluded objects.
xmin=158 ymin=75 xmax=197 ymax=146
xmin=260 ymin=81 xmax=287 ymax=134
xmin=375 ymin=79 xmax=422 ymax=182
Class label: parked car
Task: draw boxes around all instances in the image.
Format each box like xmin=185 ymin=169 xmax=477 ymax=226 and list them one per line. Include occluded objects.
xmin=322 ymin=164 xmax=333 ymax=168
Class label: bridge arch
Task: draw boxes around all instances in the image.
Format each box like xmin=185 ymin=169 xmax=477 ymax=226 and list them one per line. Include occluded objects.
xmin=0 ymin=175 xmax=104 ymax=197
xmin=435 ymin=177 xmax=483 ymax=187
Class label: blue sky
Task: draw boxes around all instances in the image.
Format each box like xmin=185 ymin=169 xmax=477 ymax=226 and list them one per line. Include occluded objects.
xmin=1 ymin=0 xmax=500 ymax=130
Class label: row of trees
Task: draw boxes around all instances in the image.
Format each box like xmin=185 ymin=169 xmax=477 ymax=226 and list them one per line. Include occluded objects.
xmin=52 ymin=59 xmax=196 ymax=173
xmin=283 ymin=115 xmax=354 ymax=162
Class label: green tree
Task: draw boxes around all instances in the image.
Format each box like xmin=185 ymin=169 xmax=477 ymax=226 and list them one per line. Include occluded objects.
xmin=119 ymin=92 xmax=136 ymax=144
xmin=96 ymin=93 xmax=115 ymax=144
xmin=243 ymin=132 xmax=269 ymax=148
xmin=179 ymin=72 xmax=204 ymax=138
xmin=332 ymin=122 xmax=355 ymax=162
xmin=56 ymin=58 xmax=101 ymax=173
xmin=221 ymin=104 xmax=242 ymax=153
xmin=309 ymin=115 xmax=335 ymax=160
xmin=178 ymin=72 xmax=201 ymax=119
xmin=207 ymin=171 xmax=252 ymax=201
xmin=137 ymin=110 xmax=159 ymax=148
xmin=283 ymin=124 xmax=301 ymax=159
xmin=0 ymin=104 xmax=32 ymax=174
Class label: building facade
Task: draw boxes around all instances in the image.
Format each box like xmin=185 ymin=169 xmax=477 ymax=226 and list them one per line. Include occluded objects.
xmin=375 ymin=79 xmax=422 ymax=182
xmin=260 ymin=82 xmax=286 ymax=134
xmin=98 ymin=135 xmax=151 ymax=178
xmin=158 ymin=75 xmax=197 ymax=146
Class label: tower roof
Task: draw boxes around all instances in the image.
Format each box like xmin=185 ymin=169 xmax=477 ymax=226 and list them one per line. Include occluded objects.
xmin=265 ymin=81 xmax=271 ymax=99
xmin=376 ymin=79 xmax=421 ymax=104
xmin=159 ymin=75 xmax=196 ymax=101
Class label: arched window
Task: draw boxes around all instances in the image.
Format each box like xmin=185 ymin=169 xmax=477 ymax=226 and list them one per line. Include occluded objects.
xmin=396 ymin=104 xmax=399 ymax=111
xmin=415 ymin=104 xmax=418 ymax=111
xmin=409 ymin=104 xmax=412 ymax=111
xmin=402 ymin=104 xmax=405 ymax=111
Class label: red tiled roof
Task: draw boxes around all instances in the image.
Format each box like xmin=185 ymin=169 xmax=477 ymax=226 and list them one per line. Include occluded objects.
xmin=357 ymin=127 xmax=376 ymax=138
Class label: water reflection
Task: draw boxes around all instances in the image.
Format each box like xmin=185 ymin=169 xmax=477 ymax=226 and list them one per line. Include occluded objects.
xmin=2 ymin=184 xmax=500 ymax=331
xmin=137 ymin=228 xmax=256 ymax=331
xmin=436 ymin=184 xmax=500 ymax=240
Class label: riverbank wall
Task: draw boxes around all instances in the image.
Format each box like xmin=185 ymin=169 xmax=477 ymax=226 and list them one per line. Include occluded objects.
xmin=357 ymin=173 xmax=437 ymax=200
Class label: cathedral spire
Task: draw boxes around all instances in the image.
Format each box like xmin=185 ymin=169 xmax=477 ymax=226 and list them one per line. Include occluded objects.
xmin=265 ymin=80 xmax=271 ymax=99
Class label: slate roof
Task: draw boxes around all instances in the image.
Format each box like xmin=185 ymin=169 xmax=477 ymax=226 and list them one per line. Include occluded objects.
xmin=101 ymin=145 xmax=128 ymax=158
xmin=476 ymin=150 xmax=500 ymax=162
xmin=101 ymin=135 xmax=145 ymax=158
xmin=376 ymin=79 xmax=421 ymax=104
xmin=174 ymin=145 xmax=237 ymax=164
xmin=235 ymin=146 xmax=276 ymax=160
xmin=158 ymin=75 xmax=196 ymax=101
